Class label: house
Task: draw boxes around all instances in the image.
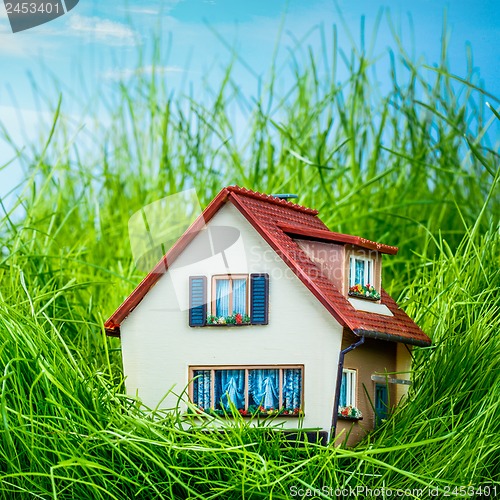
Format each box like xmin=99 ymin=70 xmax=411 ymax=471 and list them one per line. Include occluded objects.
xmin=105 ymin=186 xmax=431 ymax=445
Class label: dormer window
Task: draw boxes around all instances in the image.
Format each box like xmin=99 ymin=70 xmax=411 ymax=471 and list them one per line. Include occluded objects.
xmin=348 ymin=255 xmax=381 ymax=301
xmin=349 ymin=256 xmax=373 ymax=287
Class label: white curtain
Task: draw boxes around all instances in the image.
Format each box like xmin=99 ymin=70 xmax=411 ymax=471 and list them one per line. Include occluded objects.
xmin=248 ymin=369 xmax=279 ymax=409
xmin=193 ymin=370 xmax=211 ymax=409
xmin=215 ymin=369 xmax=245 ymax=409
xmin=355 ymin=260 xmax=365 ymax=285
xmin=282 ymin=368 xmax=302 ymax=409
xmin=339 ymin=372 xmax=347 ymax=406
xmin=232 ymin=278 xmax=247 ymax=315
xmin=215 ymin=279 xmax=230 ymax=316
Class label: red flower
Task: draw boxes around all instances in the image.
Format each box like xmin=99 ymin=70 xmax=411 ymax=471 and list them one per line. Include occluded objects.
xmin=235 ymin=313 xmax=243 ymax=324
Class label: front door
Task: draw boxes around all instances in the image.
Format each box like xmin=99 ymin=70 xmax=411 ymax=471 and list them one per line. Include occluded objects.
xmin=374 ymin=384 xmax=389 ymax=427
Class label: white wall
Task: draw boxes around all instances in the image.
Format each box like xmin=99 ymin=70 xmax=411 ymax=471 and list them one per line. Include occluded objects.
xmin=120 ymin=203 xmax=343 ymax=433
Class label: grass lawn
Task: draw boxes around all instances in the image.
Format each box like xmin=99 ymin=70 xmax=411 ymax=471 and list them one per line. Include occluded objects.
xmin=0 ymin=21 xmax=498 ymax=499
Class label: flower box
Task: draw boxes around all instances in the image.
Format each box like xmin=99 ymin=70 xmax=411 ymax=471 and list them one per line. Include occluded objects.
xmin=191 ymin=405 xmax=303 ymax=418
xmin=338 ymin=405 xmax=363 ymax=420
xmin=245 ymin=406 xmax=303 ymax=417
xmin=207 ymin=313 xmax=251 ymax=325
xmin=348 ymin=284 xmax=380 ymax=301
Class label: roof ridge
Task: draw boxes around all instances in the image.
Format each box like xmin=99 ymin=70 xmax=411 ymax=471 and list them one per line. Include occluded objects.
xmin=226 ymin=185 xmax=319 ymax=215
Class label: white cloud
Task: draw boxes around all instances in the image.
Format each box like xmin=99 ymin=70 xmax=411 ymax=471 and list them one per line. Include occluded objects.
xmin=104 ymin=65 xmax=185 ymax=80
xmin=68 ymin=15 xmax=140 ymax=46
xmin=126 ymin=2 xmax=183 ymax=16
xmin=0 ymin=12 xmax=140 ymax=56
xmin=128 ymin=8 xmax=158 ymax=16
xmin=0 ymin=29 xmax=36 ymax=56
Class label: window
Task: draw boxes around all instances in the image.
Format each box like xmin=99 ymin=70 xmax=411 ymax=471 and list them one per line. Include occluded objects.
xmin=188 ymin=274 xmax=269 ymax=326
xmin=349 ymin=256 xmax=373 ymax=287
xmin=190 ymin=365 xmax=303 ymax=415
xmin=339 ymin=369 xmax=356 ymax=407
xmin=213 ymin=275 xmax=248 ymax=316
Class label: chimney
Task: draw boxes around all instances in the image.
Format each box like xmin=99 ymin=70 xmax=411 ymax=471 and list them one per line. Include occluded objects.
xmin=271 ymin=194 xmax=298 ymax=201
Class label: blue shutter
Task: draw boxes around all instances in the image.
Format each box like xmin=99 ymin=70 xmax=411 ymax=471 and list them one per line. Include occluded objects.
xmin=250 ymin=273 xmax=269 ymax=325
xmin=189 ymin=276 xmax=207 ymax=327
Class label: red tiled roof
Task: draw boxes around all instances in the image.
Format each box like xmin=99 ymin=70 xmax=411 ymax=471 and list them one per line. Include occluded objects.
xmin=105 ymin=186 xmax=431 ymax=347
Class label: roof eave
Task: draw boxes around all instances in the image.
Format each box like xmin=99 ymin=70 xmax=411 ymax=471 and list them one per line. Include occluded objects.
xmin=105 ymin=326 xmax=121 ymax=337
xmin=353 ymin=328 xmax=431 ymax=347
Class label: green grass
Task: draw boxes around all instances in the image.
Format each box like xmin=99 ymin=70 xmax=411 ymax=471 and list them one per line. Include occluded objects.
xmin=0 ymin=17 xmax=499 ymax=499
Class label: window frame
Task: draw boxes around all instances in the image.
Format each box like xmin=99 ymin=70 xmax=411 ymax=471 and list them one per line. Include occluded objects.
xmin=349 ymin=256 xmax=374 ymax=287
xmin=189 ymin=364 xmax=304 ymax=415
xmin=211 ymin=274 xmax=249 ymax=317
xmin=340 ymin=368 xmax=357 ymax=407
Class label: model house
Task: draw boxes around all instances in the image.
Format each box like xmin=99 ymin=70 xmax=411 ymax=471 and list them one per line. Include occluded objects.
xmin=105 ymin=186 xmax=431 ymax=445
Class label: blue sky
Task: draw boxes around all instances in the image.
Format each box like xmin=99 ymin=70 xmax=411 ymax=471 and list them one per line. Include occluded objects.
xmin=0 ymin=0 xmax=499 ymax=203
